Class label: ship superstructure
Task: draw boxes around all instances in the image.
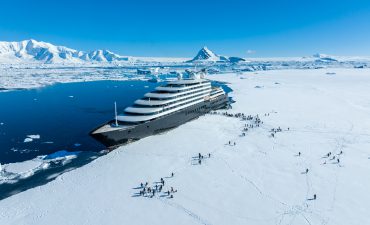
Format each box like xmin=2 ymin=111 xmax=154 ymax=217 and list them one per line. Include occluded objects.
xmin=90 ymin=75 xmax=228 ymax=147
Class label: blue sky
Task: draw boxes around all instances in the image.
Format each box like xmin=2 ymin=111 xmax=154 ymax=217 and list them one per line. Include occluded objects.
xmin=1 ymin=0 xmax=370 ymax=57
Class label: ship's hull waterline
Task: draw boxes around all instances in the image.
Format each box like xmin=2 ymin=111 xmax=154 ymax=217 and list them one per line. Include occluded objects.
xmin=90 ymin=94 xmax=228 ymax=147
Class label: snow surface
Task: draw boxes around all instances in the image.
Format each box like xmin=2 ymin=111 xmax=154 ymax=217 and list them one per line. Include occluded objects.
xmin=1 ymin=68 xmax=370 ymax=225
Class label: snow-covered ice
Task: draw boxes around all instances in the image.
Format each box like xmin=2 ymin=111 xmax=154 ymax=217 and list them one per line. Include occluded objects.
xmin=23 ymin=138 xmax=33 ymax=143
xmin=0 ymin=157 xmax=47 ymax=184
xmin=1 ymin=68 xmax=370 ymax=225
xmin=23 ymin=134 xmax=40 ymax=142
xmin=27 ymin=134 xmax=40 ymax=139
xmin=0 ymin=151 xmax=81 ymax=185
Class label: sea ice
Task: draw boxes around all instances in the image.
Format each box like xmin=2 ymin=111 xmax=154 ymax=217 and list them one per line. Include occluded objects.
xmin=43 ymin=150 xmax=81 ymax=160
xmin=1 ymin=68 xmax=370 ymax=225
xmin=23 ymin=138 xmax=33 ymax=143
xmin=2 ymin=159 xmax=44 ymax=175
xmin=27 ymin=134 xmax=40 ymax=139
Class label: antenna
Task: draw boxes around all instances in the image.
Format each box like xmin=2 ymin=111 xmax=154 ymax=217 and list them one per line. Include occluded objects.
xmin=114 ymin=101 xmax=118 ymax=127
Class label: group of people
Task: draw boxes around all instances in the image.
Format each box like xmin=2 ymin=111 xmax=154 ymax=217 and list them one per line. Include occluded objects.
xmin=295 ymin=149 xmax=345 ymax=202
xmin=210 ymin=111 xmax=267 ymax=137
xmin=296 ymin=155 xmax=317 ymax=201
xmin=228 ymin=141 xmax=236 ymax=146
xmin=322 ymin=151 xmax=343 ymax=165
xmin=240 ymin=114 xmax=265 ymax=136
xmin=137 ymin=173 xmax=177 ymax=199
xmin=210 ymin=111 xmax=259 ymax=123
xmin=244 ymin=114 xmax=262 ymax=124
xmin=196 ymin=152 xmax=211 ymax=165
xmin=209 ymin=111 xmax=239 ymax=118
xmin=270 ymin=126 xmax=289 ymax=137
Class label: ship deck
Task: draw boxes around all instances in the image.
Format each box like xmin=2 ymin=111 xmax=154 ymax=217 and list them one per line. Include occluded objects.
xmin=91 ymin=123 xmax=134 ymax=134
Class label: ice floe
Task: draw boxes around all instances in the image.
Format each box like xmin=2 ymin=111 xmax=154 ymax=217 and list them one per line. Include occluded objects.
xmin=0 ymin=150 xmax=80 ymax=184
xmin=23 ymin=134 xmax=40 ymax=142
xmin=27 ymin=134 xmax=40 ymax=139
xmin=23 ymin=138 xmax=33 ymax=143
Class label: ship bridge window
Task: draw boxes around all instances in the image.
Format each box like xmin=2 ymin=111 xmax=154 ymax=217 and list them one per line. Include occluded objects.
xmin=166 ymin=84 xmax=185 ymax=88
xmin=123 ymin=112 xmax=141 ymax=116
xmin=151 ymin=90 xmax=169 ymax=94
xmin=141 ymin=97 xmax=163 ymax=101
xmin=132 ymin=104 xmax=158 ymax=108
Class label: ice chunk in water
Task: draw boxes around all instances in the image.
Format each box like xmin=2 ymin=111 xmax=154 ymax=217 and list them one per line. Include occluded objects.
xmin=44 ymin=150 xmax=81 ymax=160
xmin=24 ymin=138 xmax=33 ymax=143
xmin=27 ymin=134 xmax=40 ymax=139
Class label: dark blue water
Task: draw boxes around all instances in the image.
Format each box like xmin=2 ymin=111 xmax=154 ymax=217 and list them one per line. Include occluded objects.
xmin=0 ymin=79 xmax=232 ymax=165
xmin=0 ymin=80 xmax=159 ymax=164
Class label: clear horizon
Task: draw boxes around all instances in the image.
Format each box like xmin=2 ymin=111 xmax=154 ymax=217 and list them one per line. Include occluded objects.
xmin=1 ymin=0 xmax=370 ymax=57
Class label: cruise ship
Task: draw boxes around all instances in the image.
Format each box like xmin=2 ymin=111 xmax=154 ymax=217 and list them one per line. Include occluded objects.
xmin=90 ymin=74 xmax=229 ymax=147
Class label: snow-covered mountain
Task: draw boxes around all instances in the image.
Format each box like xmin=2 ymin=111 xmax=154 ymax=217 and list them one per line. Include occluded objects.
xmin=190 ymin=46 xmax=221 ymax=61
xmin=188 ymin=46 xmax=245 ymax=63
xmin=0 ymin=39 xmax=129 ymax=64
xmin=312 ymin=53 xmax=338 ymax=62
